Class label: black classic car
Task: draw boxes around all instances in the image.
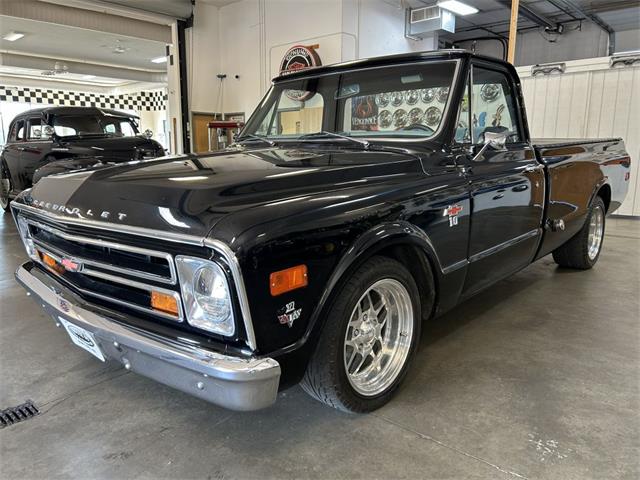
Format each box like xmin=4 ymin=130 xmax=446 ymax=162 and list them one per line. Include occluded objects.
xmin=11 ymin=51 xmax=631 ymax=412
xmin=1 ymin=106 xmax=164 ymax=211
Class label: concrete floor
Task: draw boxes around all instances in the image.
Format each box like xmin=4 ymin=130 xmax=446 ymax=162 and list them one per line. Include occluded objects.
xmin=0 ymin=212 xmax=638 ymax=480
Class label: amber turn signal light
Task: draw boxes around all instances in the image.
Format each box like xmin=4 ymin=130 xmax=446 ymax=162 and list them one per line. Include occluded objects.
xmin=270 ymin=264 xmax=308 ymax=296
xmin=151 ymin=291 xmax=179 ymax=316
xmin=39 ymin=251 xmax=65 ymax=275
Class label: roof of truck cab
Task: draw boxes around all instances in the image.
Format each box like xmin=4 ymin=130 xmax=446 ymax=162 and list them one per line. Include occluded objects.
xmin=14 ymin=106 xmax=138 ymax=119
xmin=272 ymin=49 xmax=516 ymax=83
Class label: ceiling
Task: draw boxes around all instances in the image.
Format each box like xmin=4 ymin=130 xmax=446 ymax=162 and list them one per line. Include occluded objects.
xmin=0 ymin=65 xmax=129 ymax=87
xmin=430 ymin=0 xmax=640 ymax=42
xmin=0 ymin=17 xmax=166 ymax=71
xmin=94 ymin=0 xmax=244 ymax=19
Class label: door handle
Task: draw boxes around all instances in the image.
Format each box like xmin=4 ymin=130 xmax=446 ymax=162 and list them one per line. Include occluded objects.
xmin=17 ymin=147 xmax=26 ymax=151
xmin=512 ymin=184 xmax=529 ymax=192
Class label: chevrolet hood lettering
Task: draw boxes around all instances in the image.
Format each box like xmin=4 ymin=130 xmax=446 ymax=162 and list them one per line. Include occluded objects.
xmin=30 ymin=199 xmax=127 ymax=221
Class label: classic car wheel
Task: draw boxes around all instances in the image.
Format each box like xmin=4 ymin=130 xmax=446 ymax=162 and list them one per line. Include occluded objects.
xmin=301 ymin=256 xmax=422 ymax=413
xmin=343 ymin=279 xmax=413 ymax=396
xmin=0 ymin=167 xmax=11 ymax=212
xmin=552 ymin=196 xmax=606 ymax=269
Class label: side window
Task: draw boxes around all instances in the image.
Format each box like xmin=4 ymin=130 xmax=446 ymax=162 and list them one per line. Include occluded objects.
xmin=119 ymin=121 xmax=136 ymax=136
xmin=14 ymin=121 xmax=25 ymax=141
xmin=471 ymin=66 xmax=522 ymax=144
xmin=28 ymin=118 xmax=47 ymax=140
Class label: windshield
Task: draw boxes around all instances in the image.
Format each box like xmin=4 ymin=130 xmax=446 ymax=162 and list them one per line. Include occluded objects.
xmin=51 ymin=115 xmax=139 ymax=137
xmin=241 ymin=60 xmax=458 ymax=142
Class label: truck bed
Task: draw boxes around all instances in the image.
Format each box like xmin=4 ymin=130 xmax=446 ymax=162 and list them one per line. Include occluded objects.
xmin=532 ymin=137 xmax=622 ymax=149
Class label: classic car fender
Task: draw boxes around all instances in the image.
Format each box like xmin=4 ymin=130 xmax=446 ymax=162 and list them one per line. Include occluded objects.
xmin=271 ymin=220 xmax=456 ymax=387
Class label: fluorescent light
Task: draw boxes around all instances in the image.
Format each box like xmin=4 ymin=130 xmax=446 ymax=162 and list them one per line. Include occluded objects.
xmin=151 ymin=56 xmax=167 ymax=64
xmin=437 ymin=0 xmax=478 ymax=16
xmin=3 ymin=32 xmax=25 ymax=42
xmin=82 ymin=75 xmax=96 ymax=80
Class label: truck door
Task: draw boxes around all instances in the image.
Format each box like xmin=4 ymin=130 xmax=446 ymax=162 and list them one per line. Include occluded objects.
xmin=460 ymin=63 xmax=545 ymax=297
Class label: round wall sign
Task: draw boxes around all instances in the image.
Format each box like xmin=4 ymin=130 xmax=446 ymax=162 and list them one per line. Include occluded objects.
xmin=280 ymin=45 xmax=321 ymax=101
xmin=280 ymin=45 xmax=321 ymax=75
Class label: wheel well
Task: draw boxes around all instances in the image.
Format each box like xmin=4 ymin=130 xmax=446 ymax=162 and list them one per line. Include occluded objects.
xmin=597 ymin=184 xmax=611 ymax=212
xmin=375 ymin=243 xmax=437 ymax=322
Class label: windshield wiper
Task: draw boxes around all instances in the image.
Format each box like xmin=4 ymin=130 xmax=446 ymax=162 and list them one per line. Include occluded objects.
xmin=298 ymin=131 xmax=370 ymax=149
xmin=235 ymin=134 xmax=276 ymax=146
xmin=300 ymin=131 xmax=423 ymax=161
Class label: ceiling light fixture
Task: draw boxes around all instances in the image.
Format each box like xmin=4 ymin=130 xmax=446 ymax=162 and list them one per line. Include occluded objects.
xmin=437 ymin=0 xmax=478 ymax=16
xmin=151 ymin=56 xmax=167 ymax=64
xmin=3 ymin=32 xmax=25 ymax=42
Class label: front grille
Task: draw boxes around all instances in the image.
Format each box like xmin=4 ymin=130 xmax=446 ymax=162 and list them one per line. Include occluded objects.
xmin=23 ymin=216 xmax=183 ymax=322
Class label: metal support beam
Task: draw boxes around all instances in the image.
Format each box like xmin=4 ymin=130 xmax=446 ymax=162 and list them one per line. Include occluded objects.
xmin=176 ymin=19 xmax=191 ymax=154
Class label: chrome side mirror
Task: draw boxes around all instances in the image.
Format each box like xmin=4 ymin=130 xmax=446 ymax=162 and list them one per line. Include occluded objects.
xmin=472 ymin=131 xmax=509 ymax=162
xmin=484 ymin=131 xmax=508 ymax=150
xmin=144 ymin=129 xmax=153 ymax=139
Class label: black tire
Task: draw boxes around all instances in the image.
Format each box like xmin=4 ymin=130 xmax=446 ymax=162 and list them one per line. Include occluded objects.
xmin=552 ymin=196 xmax=606 ymax=269
xmin=0 ymin=164 xmax=12 ymax=212
xmin=301 ymin=256 xmax=425 ymax=413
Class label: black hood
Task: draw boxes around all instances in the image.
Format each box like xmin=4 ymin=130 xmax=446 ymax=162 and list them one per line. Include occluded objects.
xmin=18 ymin=146 xmax=424 ymax=240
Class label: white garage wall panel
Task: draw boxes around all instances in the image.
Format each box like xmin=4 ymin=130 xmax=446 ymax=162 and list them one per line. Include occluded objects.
xmin=518 ymin=58 xmax=640 ymax=216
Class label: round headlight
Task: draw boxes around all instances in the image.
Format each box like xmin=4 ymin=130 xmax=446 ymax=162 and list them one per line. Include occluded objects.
xmin=175 ymin=256 xmax=235 ymax=336
xmin=194 ymin=266 xmax=231 ymax=321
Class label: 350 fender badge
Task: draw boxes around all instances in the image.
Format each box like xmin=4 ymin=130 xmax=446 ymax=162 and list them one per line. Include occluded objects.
xmin=277 ymin=301 xmax=302 ymax=328
xmin=443 ymin=204 xmax=463 ymax=227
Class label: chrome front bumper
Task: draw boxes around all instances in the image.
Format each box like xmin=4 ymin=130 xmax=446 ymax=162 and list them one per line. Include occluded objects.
xmin=15 ymin=263 xmax=281 ymax=411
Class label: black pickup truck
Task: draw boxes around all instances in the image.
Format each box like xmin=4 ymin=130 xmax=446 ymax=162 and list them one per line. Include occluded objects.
xmin=1 ymin=106 xmax=164 ymax=211
xmin=11 ymin=51 xmax=631 ymax=412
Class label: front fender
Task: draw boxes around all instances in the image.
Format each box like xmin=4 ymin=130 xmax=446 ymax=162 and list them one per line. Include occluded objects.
xmin=268 ymin=221 xmax=443 ymax=372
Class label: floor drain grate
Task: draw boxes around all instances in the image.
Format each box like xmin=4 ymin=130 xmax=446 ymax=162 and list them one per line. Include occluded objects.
xmin=0 ymin=400 xmax=40 ymax=429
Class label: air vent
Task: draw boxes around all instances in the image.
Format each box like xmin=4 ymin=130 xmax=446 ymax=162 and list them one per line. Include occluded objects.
xmin=411 ymin=6 xmax=441 ymax=23
xmin=0 ymin=400 xmax=40 ymax=429
xmin=407 ymin=6 xmax=455 ymax=37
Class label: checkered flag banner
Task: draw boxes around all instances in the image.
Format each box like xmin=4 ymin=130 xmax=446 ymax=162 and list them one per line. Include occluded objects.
xmin=0 ymin=86 xmax=167 ymax=111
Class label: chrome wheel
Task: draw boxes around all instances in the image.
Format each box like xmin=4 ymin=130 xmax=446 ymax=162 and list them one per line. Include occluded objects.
xmin=587 ymin=205 xmax=604 ymax=260
xmin=343 ymin=278 xmax=414 ymax=397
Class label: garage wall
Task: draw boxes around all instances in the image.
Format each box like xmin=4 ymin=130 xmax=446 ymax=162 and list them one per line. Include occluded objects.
xmin=518 ymin=58 xmax=640 ymax=216
xmin=188 ymin=1 xmax=221 ymax=114
xmin=616 ymin=29 xmax=640 ymax=53
xmin=189 ymin=0 xmax=437 ymax=120
xmin=456 ymin=22 xmax=612 ymax=65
